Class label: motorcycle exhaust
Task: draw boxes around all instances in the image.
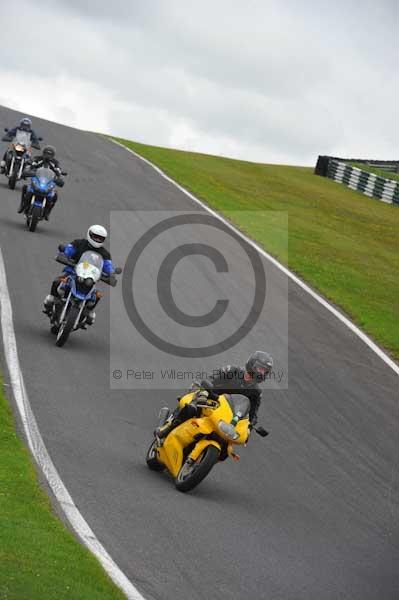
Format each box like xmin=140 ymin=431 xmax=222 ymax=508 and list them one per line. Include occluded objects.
xmin=158 ymin=407 xmax=171 ymax=427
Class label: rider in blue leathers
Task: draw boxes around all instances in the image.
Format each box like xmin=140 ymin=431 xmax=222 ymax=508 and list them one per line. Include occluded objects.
xmin=43 ymin=225 xmax=115 ymax=325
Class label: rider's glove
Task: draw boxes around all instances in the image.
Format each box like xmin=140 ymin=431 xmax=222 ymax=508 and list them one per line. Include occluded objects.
xmin=249 ymin=415 xmax=258 ymax=429
xmin=190 ymin=381 xmax=202 ymax=392
xmin=195 ymin=389 xmax=209 ymax=403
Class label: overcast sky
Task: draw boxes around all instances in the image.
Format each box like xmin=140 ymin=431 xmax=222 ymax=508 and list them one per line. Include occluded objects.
xmin=1 ymin=0 xmax=397 ymax=165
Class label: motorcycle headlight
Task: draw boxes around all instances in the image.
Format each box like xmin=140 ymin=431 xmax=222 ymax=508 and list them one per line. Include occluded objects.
xmin=218 ymin=420 xmax=239 ymax=440
xmin=84 ymin=277 xmax=94 ymax=288
xmin=76 ymin=277 xmax=94 ymax=291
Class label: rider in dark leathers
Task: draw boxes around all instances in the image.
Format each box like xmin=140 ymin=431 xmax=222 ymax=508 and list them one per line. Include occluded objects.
xmin=19 ymin=145 xmax=65 ymax=219
xmin=1 ymin=117 xmax=40 ymax=172
xmin=156 ymin=351 xmax=274 ymax=439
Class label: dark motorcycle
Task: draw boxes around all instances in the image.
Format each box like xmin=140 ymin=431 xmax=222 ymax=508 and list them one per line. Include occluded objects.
xmin=3 ymin=128 xmax=41 ymax=189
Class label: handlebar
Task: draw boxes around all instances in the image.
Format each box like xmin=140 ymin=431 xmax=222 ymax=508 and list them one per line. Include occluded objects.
xmin=195 ymin=399 xmax=220 ymax=409
xmin=55 ymin=254 xmax=118 ymax=287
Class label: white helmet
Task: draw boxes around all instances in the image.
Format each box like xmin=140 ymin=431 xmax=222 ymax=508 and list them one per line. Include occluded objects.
xmin=87 ymin=224 xmax=107 ymax=249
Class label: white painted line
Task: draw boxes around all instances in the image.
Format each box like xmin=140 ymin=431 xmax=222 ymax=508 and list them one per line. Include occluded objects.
xmin=0 ymin=248 xmax=145 ymax=600
xmin=110 ymin=138 xmax=399 ymax=377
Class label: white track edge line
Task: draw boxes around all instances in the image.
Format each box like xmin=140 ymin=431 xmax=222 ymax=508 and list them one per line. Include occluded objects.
xmin=109 ymin=137 xmax=399 ymax=377
xmin=0 ymin=248 xmax=145 ymax=600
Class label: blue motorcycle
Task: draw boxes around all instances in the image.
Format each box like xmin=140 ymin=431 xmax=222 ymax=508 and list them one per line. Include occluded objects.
xmin=23 ymin=166 xmax=64 ymax=232
xmin=49 ymin=248 xmax=121 ymax=347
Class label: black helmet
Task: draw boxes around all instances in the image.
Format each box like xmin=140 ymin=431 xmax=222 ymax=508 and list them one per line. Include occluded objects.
xmin=20 ymin=117 xmax=32 ymax=131
xmin=245 ymin=351 xmax=273 ymax=381
xmin=42 ymin=145 xmax=56 ymax=161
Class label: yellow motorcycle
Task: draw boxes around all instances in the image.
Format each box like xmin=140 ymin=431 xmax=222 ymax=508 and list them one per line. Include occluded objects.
xmin=146 ymin=391 xmax=268 ymax=492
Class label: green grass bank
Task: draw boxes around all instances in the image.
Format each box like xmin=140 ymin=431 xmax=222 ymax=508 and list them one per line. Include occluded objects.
xmin=0 ymin=379 xmax=126 ymax=600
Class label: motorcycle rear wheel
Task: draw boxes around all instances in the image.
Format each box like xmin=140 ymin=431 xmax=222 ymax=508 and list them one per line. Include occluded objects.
xmin=175 ymin=445 xmax=220 ymax=492
xmin=56 ymin=305 xmax=79 ymax=347
xmin=146 ymin=439 xmax=165 ymax=471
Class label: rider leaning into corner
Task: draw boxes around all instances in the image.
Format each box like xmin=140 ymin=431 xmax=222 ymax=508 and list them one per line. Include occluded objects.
xmin=19 ymin=145 xmax=66 ymax=220
xmin=156 ymin=351 xmax=274 ymax=439
xmin=1 ymin=117 xmax=40 ymax=172
xmin=43 ymin=225 xmax=115 ymax=326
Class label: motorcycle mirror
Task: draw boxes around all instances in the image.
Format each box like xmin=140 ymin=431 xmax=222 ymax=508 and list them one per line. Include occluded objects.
xmin=114 ymin=267 xmax=122 ymax=275
xmin=4 ymin=127 xmax=8 ymax=132
xmin=255 ymin=426 xmax=269 ymax=437
xmin=58 ymin=244 xmax=66 ymax=253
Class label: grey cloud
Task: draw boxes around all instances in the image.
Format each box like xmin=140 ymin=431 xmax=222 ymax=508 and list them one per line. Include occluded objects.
xmin=1 ymin=0 xmax=398 ymax=165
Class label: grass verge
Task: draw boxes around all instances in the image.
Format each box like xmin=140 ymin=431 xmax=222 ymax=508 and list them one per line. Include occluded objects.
xmin=348 ymin=162 xmax=399 ymax=182
xmin=0 ymin=378 xmax=126 ymax=600
xmin=112 ymin=136 xmax=399 ymax=361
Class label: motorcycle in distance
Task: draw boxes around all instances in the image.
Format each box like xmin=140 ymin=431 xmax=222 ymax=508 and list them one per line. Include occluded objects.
xmin=22 ymin=167 xmax=66 ymax=232
xmin=3 ymin=128 xmax=41 ymax=189
xmin=46 ymin=245 xmax=122 ymax=347
xmin=146 ymin=391 xmax=268 ymax=492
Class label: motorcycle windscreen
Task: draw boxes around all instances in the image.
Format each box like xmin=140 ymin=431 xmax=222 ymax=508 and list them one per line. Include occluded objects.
xmin=14 ymin=130 xmax=32 ymax=147
xmin=75 ymin=251 xmax=104 ymax=282
xmin=226 ymin=394 xmax=251 ymax=419
xmin=35 ymin=167 xmax=55 ymax=186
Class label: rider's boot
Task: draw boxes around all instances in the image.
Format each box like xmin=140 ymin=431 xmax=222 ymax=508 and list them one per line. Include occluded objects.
xmin=45 ymin=194 xmax=57 ymax=221
xmin=154 ymin=405 xmax=191 ymax=439
xmin=155 ymin=417 xmax=180 ymax=440
xmin=86 ymin=310 xmax=96 ymax=326
xmin=156 ymin=398 xmax=202 ymax=439
xmin=43 ymin=294 xmax=55 ymax=315
xmin=17 ymin=188 xmax=27 ymax=213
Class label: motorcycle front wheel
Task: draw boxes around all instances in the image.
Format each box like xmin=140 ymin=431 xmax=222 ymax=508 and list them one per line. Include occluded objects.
xmin=8 ymin=172 xmax=17 ymax=190
xmin=175 ymin=445 xmax=220 ymax=492
xmin=56 ymin=304 xmax=80 ymax=347
xmin=28 ymin=206 xmax=41 ymax=232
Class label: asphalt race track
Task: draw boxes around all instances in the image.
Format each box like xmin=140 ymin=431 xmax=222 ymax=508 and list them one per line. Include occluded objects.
xmin=0 ymin=105 xmax=398 ymax=600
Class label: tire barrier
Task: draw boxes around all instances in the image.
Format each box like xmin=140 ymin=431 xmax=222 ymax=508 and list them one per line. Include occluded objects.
xmin=315 ymin=156 xmax=399 ymax=206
